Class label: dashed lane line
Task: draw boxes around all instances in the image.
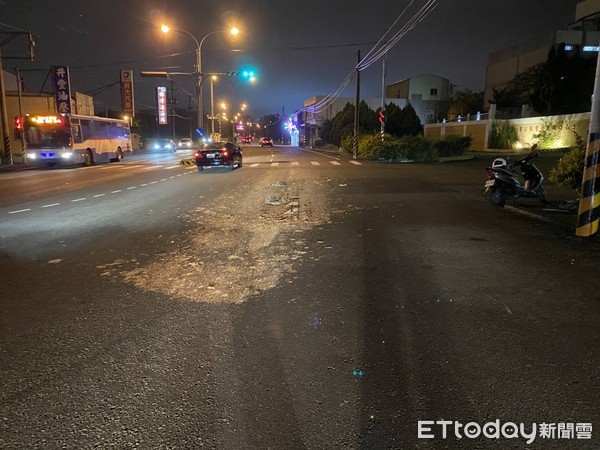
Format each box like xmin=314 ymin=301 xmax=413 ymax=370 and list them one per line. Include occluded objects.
xmin=71 ymin=198 xmax=87 ymax=202
xmin=42 ymin=203 xmax=60 ymax=208
xmin=93 ymin=193 xmax=105 ymax=198
xmin=127 ymin=186 xmax=137 ymax=190
xmin=8 ymin=208 xmax=31 ymax=214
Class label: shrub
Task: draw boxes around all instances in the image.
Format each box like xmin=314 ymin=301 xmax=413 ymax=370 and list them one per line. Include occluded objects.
xmin=358 ymin=135 xmax=409 ymax=160
xmin=491 ymin=121 xmax=518 ymax=149
xmin=401 ymin=135 xmax=435 ymax=161
xmin=549 ymin=131 xmax=586 ymax=191
xmin=434 ymin=135 xmax=472 ymax=157
xmin=533 ymin=118 xmax=562 ymax=149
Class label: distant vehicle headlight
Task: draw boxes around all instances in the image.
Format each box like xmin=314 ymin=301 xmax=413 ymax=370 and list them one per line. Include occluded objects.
xmin=154 ymin=144 xmax=160 ymax=149
xmin=166 ymin=144 xmax=172 ymax=149
xmin=61 ymin=152 xmax=73 ymax=159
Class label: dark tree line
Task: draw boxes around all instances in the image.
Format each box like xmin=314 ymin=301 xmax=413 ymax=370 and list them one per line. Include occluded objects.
xmin=321 ymin=101 xmax=422 ymax=146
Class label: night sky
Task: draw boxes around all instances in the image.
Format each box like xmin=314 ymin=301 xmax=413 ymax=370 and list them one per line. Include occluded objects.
xmin=0 ymin=0 xmax=582 ymax=118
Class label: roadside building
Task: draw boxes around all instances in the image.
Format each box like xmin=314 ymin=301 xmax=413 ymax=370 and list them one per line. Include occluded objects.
xmin=385 ymin=74 xmax=450 ymax=124
xmin=484 ymin=0 xmax=600 ymax=107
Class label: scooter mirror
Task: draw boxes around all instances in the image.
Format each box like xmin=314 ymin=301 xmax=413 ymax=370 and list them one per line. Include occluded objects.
xmin=531 ymin=143 xmax=538 ymax=151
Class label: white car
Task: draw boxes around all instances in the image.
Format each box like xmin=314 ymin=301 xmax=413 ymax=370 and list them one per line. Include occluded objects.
xmin=177 ymin=138 xmax=194 ymax=149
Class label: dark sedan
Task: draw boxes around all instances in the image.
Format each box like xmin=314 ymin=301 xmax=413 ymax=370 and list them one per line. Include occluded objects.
xmin=195 ymin=142 xmax=243 ymax=171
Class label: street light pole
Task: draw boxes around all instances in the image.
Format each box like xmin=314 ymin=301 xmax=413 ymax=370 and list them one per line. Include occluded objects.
xmin=210 ymin=77 xmax=215 ymax=134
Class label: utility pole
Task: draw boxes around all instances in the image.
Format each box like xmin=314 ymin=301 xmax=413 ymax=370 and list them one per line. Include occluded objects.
xmin=380 ymin=52 xmax=387 ymax=141
xmin=576 ymin=40 xmax=600 ymax=237
xmin=15 ymin=66 xmax=25 ymax=162
xmin=352 ymin=50 xmax=361 ymax=159
xmin=0 ymin=49 xmax=11 ymax=165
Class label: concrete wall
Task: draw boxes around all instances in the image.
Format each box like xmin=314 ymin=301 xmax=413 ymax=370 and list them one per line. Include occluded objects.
xmin=507 ymin=113 xmax=591 ymax=148
xmin=425 ymin=120 xmax=491 ymax=150
xmin=424 ymin=112 xmax=591 ymax=151
xmin=386 ymin=80 xmax=409 ymax=99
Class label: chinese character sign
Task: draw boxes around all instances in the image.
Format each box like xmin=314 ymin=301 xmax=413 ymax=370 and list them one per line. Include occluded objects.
xmin=53 ymin=65 xmax=72 ymax=114
xmin=120 ymin=70 xmax=134 ymax=116
xmin=157 ymin=87 xmax=167 ymax=125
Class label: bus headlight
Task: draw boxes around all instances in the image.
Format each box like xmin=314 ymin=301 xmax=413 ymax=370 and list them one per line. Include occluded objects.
xmin=61 ymin=152 xmax=73 ymax=159
xmin=27 ymin=153 xmax=37 ymax=160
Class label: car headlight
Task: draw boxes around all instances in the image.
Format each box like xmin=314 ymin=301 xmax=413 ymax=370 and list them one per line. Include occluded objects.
xmin=27 ymin=153 xmax=37 ymax=159
xmin=61 ymin=152 xmax=73 ymax=159
xmin=166 ymin=144 xmax=172 ymax=149
xmin=154 ymin=144 xmax=160 ymax=149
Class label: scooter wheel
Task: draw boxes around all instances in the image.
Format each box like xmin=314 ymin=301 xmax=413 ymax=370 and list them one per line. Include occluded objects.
xmin=489 ymin=187 xmax=506 ymax=207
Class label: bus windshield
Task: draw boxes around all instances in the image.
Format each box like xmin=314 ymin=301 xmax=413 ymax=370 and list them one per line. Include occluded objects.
xmin=25 ymin=125 xmax=71 ymax=148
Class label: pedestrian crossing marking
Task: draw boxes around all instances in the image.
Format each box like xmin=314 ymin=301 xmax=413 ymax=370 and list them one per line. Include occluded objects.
xmin=330 ymin=161 xmax=341 ymax=166
xmin=271 ymin=162 xmax=279 ymax=167
xmin=250 ymin=163 xmax=259 ymax=167
xmin=311 ymin=161 xmax=320 ymax=166
xmin=292 ymin=161 xmax=299 ymax=166
xmin=349 ymin=160 xmax=362 ymax=165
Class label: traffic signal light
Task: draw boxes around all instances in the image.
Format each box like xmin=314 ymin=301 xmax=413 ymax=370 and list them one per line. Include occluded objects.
xmin=378 ymin=110 xmax=385 ymax=124
xmin=226 ymin=71 xmax=237 ymax=77
xmin=239 ymin=68 xmax=257 ymax=82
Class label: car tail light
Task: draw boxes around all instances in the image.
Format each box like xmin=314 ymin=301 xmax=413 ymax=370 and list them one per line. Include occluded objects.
xmin=194 ymin=152 xmax=200 ymax=157
xmin=222 ymin=150 xmax=228 ymax=157
xmin=486 ymin=169 xmax=495 ymax=180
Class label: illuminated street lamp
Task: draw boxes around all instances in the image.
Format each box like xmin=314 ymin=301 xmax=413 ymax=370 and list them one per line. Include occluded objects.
xmin=160 ymin=24 xmax=239 ymax=133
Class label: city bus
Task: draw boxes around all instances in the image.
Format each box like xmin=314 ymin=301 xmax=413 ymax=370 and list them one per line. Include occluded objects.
xmin=21 ymin=113 xmax=132 ymax=166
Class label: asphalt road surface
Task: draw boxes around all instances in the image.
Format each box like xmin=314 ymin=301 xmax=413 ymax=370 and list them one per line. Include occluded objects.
xmin=1 ymin=146 xmax=599 ymax=449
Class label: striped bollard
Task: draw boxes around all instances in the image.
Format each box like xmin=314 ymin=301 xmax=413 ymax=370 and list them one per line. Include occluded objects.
xmin=576 ymin=135 xmax=600 ymax=236
xmin=577 ymin=41 xmax=600 ymax=237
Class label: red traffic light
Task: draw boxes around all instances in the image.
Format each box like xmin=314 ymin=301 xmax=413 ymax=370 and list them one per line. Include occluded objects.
xmin=378 ymin=110 xmax=385 ymax=124
xmin=14 ymin=116 xmax=24 ymax=131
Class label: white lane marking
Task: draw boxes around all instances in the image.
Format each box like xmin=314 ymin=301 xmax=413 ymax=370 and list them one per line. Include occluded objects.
xmin=250 ymin=163 xmax=259 ymax=167
xmin=140 ymin=183 xmax=148 ymax=186
xmin=292 ymin=161 xmax=299 ymax=166
xmin=42 ymin=203 xmax=60 ymax=208
xmin=311 ymin=161 xmax=320 ymax=166
xmin=271 ymin=162 xmax=279 ymax=167
xmin=349 ymin=160 xmax=363 ymax=165
xmin=93 ymin=194 xmax=105 ymax=198
xmin=160 ymin=178 xmax=168 ymax=181
xmin=169 ymin=176 xmax=175 ymax=179
xmin=99 ymin=166 xmax=112 ymax=170
xmin=111 ymin=190 xmax=122 ymax=194
xmin=8 ymin=208 xmax=31 ymax=214
xmin=176 ymin=174 xmax=182 ymax=177
xmin=71 ymin=198 xmax=87 ymax=202
xmin=330 ymin=161 xmax=341 ymax=166
xmin=150 ymin=181 xmax=158 ymax=184
xmin=127 ymin=186 xmax=137 ymax=190
xmin=163 ymin=165 xmax=179 ymax=170
xmin=302 ymin=148 xmax=341 ymax=160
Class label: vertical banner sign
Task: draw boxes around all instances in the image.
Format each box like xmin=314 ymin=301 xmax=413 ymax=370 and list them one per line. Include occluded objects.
xmin=120 ymin=70 xmax=134 ymax=116
xmin=157 ymin=86 xmax=168 ymax=125
xmin=53 ymin=65 xmax=72 ymax=114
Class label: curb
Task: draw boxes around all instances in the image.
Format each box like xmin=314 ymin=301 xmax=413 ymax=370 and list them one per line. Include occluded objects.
xmin=504 ymin=204 xmax=574 ymax=231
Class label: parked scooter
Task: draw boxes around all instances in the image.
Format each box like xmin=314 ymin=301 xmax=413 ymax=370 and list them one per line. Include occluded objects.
xmin=484 ymin=144 xmax=548 ymax=206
